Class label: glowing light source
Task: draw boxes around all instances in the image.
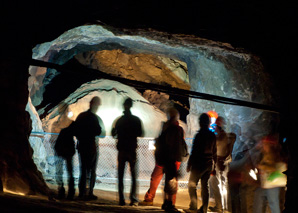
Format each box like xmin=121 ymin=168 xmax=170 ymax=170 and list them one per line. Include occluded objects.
xmin=207 ymin=111 xmax=218 ymax=121
xmin=148 ymin=140 xmax=156 ymax=150
xmin=207 ymin=110 xmax=218 ymax=132
xmin=67 ymin=111 xmax=73 ymax=118
xmin=249 ymin=169 xmax=258 ymax=180
xmin=3 ymin=188 xmax=25 ymax=196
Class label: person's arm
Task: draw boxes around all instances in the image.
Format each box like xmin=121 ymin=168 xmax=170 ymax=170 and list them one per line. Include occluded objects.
xmin=227 ymin=133 xmax=236 ymax=158
xmin=97 ymin=116 xmax=106 ymax=137
xmin=212 ymin=134 xmax=217 ymax=166
xmin=93 ymin=115 xmax=102 ymax=136
xmin=111 ymin=117 xmax=120 ymax=138
xmin=187 ymin=135 xmax=197 ymax=172
xmin=137 ymin=118 xmax=144 ymax=137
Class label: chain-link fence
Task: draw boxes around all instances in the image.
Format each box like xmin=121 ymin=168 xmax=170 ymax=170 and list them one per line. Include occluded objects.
xmin=29 ymin=132 xmax=193 ymax=194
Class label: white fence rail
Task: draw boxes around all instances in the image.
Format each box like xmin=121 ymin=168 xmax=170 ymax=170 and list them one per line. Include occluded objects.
xmin=29 ymin=132 xmax=193 ymax=192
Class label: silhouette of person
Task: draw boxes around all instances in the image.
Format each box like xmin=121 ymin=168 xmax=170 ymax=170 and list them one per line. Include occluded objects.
xmin=154 ymin=107 xmax=185 ymax=212
xmin=140 ymin=108 xmax=183 ymax=208
xmin=209 ymin=116 xmax=235 ymax=212
xmin=112 ymin=98 xmax=144 ymax=206
xmin=251 ymin=135 xmax=286 ymax=213
xmin=51 ymin=102 xmax=75 ymax=199
xmin=75 ymin=96 xmax=105 ymax=200
xmin=186 ymin=113 xmax=217 ymax=213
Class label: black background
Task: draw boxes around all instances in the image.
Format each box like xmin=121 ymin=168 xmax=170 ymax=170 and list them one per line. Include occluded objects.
xmin=2 ymin=0 xmax=297 ymax=111
xmin=1 ymin=0 xmax=298 ymax=209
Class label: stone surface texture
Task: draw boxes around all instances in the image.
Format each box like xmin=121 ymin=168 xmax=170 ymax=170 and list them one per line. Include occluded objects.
xmin=29 ymin=24 xmax=277 ymax=155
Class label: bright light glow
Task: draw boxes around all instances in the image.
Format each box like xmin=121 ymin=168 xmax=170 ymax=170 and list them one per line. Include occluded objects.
xmin=67 ymin=111 xmax=73 ymax=118
xmin=207 ymin=111 xmax=218 ymax=133
xmin=3 ymin=188 xmax=25 ymax=196
xmin=283 ymin=138 xmax=287 ymax=143
xmin=148 ymin=140 xmax=156 ymax=150
xmin=207 ymin=111 xmax=218 ymax=121
xmin=249 ymin=169 xmax=258 ymax=180
xmin=96 ymin=108 xmax=122 ymax=135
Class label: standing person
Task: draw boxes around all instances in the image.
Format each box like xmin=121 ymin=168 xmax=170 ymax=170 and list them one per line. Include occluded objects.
xmin=185 ymin=113 xmax=217 ymax=213
xmin=112 ymin=98 xmax=144 ymax=206
xmin=209 ymin=116 xmax=235 ymax=213
xmin=75 ymin=96 xmax=105 ymax=200
xmin=155 ymin=107 xmax=186 ymax=212
xmin=51 ymin=103 xmax=74 ymax=199
xmin=54 ymin=121 xmax=76 ymax=200
xmin=252 ymin=135 xmax=287 ymax=213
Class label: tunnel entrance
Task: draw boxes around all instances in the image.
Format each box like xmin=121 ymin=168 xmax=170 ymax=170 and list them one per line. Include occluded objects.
xmin=25 ymin=25 xmax=282 ymax=212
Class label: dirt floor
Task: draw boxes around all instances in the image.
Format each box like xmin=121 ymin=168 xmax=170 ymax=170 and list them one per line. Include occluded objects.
xmin=0 ymin=185 xmax=216 ymax=213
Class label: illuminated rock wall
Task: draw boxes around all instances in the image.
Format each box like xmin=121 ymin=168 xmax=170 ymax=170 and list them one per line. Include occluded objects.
xmin=41 ymin=79 xmax=170 ymax=138
xmin=29 ymin=24 xmax=277 ymax=146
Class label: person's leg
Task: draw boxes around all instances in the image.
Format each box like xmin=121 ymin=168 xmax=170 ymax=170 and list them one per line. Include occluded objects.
xmin=79 ymin=153 xmax=87 ymax=197
xmin=209 ymin=170 xmax=223 ymax=210
xmin=118 ymin=151 xmax=126 ymax=205
xmin=129 ymin=152 xmax=138 ymax=204
xmin=266 ymin=187 xmax=281 ymax=213
xmin=144 ymin=164 xmax=164 ymax=202
xmin=163 ymin=162 xmax=178 ymax=211
xmin=222 ymin=168 xmax=231 ymax=211
xmin=55 ymin=156 xmax=65 ymax=198
xmin=188 ymin=169 xmax=201 ymax=210
xmin=65 ymin=156 xmax=75 ymax=199
xmin=89 ymin=149 xmax=99 ymax=197
xmin=253 ymin=187 xmax=265 ymax=213
xmin=200 ymin=168 xmax=212 ymax=213
xmin=172 ymin=161 xmax=181 ymax=205
xmin=229 ymin=182 xmax=241 ymax=213
xmin=239 ymin=184 xmax=248 ymax=213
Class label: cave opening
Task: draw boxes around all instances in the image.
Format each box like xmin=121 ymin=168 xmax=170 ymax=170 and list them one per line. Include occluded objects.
xmin=1 ymin=24 xmax=281 ymax=211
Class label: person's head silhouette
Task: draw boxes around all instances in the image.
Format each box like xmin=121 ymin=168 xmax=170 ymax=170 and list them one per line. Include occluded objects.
xmin=90 ymin=96 xmax=101 ymax=113
xmin=123 ymin=98 xmax=133 ymax=111
xmin=199 ymin=113 xmax=210 ymax=128
xmin=166 ymin=107 xmax=179 ymax=121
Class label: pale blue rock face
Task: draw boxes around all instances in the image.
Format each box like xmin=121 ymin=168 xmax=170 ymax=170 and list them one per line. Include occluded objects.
xmin=29 ymin=25 xmax=278 ymax=156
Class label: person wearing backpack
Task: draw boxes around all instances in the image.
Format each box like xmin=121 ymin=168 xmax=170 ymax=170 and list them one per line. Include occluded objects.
xmin=52 ymin=103 xmax=75 ymax=199
xmin=140 ymin=108 xmax=188 ymax=209
xmin=154 ymin=107 xmax=186 ymax=212
xmin=54 ymin=121 xmax=76 ymax=200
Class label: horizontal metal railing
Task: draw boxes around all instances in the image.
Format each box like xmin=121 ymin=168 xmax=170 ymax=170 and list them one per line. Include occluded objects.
xmin=29 ymin=132 xmax=194 ymax=192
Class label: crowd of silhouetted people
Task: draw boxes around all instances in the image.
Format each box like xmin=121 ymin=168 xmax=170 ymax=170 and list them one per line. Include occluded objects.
xmin=53 ymin=96 xmax=287 ymax=213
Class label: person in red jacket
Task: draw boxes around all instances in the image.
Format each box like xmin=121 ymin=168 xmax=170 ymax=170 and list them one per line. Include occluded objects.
xmin=154 ymin=107 xmax=185 ymax=212
xmin=140 ymin=108 xmax=184 ymax=207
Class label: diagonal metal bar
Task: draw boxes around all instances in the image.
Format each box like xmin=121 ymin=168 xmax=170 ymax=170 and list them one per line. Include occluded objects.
xmin=29 ymin=59 xmax=280 ymax=113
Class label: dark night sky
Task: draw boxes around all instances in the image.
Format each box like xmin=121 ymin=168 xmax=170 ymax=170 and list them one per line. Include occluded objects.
xmin=2 ymin=0 xmax=298 ymax=118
